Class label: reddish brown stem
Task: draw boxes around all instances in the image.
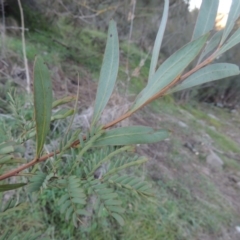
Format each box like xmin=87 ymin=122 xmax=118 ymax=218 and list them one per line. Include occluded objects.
xmin=0 ymin=151 xmax=59 ymax=181
xmin=103 ymin=111 xmax=132 ymax=129
xmin=0 ymin=51 xmax=217 ymax=181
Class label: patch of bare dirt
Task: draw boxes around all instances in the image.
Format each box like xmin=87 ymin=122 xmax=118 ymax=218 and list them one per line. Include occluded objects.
xmin=131 ymin=106 xmax=240 ymax=240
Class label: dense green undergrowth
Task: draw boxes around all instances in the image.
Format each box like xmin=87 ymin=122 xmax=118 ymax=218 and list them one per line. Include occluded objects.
xmin=0 ymin=89 xmax=237 ymax=239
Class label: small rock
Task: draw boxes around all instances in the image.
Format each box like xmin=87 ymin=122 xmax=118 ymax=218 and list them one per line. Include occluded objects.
xmin=178 ymin=121 xmax=188 ymax=128
xmin=183 ymin=142 xmax=199 ymax=155
xmin=198 ymin=120 xmax=205 ymax=126
xmin=206 ymin=150 xmax=223 ymax=170
xmin=237 ymin=182 xmax=240 ymax=190
xmin=236 ymin=226 xmax=240 ymax=233
xmin=207 ymin=113 xmax=219 ymax=120
xmin=215 ymin=102 xmax=224 ymax=108
xmin=208 ymin=126 xmax=216 ymax=131
xmin=231 ymin=109 xmax=237 ymax=114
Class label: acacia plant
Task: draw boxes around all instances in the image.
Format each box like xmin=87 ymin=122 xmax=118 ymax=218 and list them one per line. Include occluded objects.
xmin=1 ymin=0 xmax=240 ymax=233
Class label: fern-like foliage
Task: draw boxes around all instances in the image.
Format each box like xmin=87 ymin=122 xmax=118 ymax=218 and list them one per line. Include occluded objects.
xmin=0 ymin=229 xmax=48 ymax=240
xmin=107 ymin=174 xmax=153 ymax=197
xmin=25 ymin=134 xmax=153 ymax=228
xmin=86 ymin=146 xmax=128 ymax=175
xmin=57 ymin=175 xmax=86 ymax=226
xmin=0 ymin=198 xmax=28 ymax=217
xmin=28 ymin=172 xmax=55 ymax=193
xmin=83 ymin=177 xmax=125 ymax=225
xmin=104 ymin=155 xmax=147 ymax=178
xmin=59 ymin=129 xmax=81 ymax=153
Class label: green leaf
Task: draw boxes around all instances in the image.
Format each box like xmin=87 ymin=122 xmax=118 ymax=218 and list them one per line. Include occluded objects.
xmin=58 ymin=176 xmax=87 ymax=222
xmin=192 ymin=0 xmax=219 ymax=40
xmin=92 ymin=183 xmax=108 ymax=189
xmin=132 ymin=181 xmax=147 ymax=190
xmin=126 ymin=178 xmax=140 ymax=187
xmin=105 ymin=157 xmax=147 ymax=177
xmin=0 ymin=183 xmax=26 ymax=192
xmin=112 ymin=212 xmax=124 ymax=226
xmin=100 ymin=193 xmax=118 ymax=200
xmin=0 ymin=141 xmax=24 ymax=155
xmin=107 ymin=206 xmax=125 ymax=213
xmin=0 ymin=202 xmax=29 ymax=218
xmin=105 ymin=199 xmax=122 ymax=206
xmin=72 ymin=212 xmax=77 ymax=227
xmin=88 ymin=146 xmax=132 ymax=177
xmin=96 ymin=188 xmax=114 ymax=195
xmin=109 ymin=175 xmax=126 ymax=183
xmin=148 ymin=0 xmax=169 ymax=80
xmin=51 ymin=109 xmax=74 ymax=121
xmin=4 ymin=202 xmax=27 ymax=215
xmin=71 ymin=198 xmax=86 ymax=205
xmin=98 ymin=204 xmax=108 ymax=218
xmin=33 ymin=56 xmax=53 ymax=157
xmin=121 ymin=177 xmax=134 ymax=185
xmin=168 ymin=63 xmax=240 ymax=94
xmin=0 ymin=155 xmax=14 ymax=164
xmin=52 ymin=96 xmax=76 ymax=108
xmin=217 ymin=28 xmax=240 ymax=56
xmin=220 ymin=0 xmax=240 ymax=45
xmin=13 ymin=145 xmax=25 ymax=154
xmin=92 ymin=20 xmax=119 ymax=126
xmin=28 ymin=172 xmax=47 ymax=193
xmin=65 ymin=206 xmax=74 ymax=221
xmin=60 ymin=200 xmax=71 ymax=213
xmin=130 ymin=33 xmax=209 ymax=112
xmin=23 ymin=129 xmax=36 ymax=140
xmin=0 ymin=155 xmax=25 ymax=164
xmin=108 ymin=175 xmax=152 ymax=195
xmin=138 ymin=185 xmax=151 ymax=192
xmin=0 ymin=145 xmax=14 ymax=155
xmin=77 ymin=209 xmax=91 ymax=216
xmin=69 ymin=191 xmax=85 ymax=199
xmin=198 ymin=30 xmax=222 ymax=62
xmin=58 ymin=194 xmax=69 ymax=206
xmin=92 ymin=126 xmax=169 ymax=146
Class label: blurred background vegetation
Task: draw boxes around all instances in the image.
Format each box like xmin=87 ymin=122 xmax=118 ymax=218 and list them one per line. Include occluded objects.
xmin=1 ymin=0 xmax=240 ymax=239
xmin=1 ymin=0 xmax=240 ymax=108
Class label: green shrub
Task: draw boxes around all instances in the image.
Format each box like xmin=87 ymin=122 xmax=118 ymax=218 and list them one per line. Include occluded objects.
xmin=1 ymin=0 xmax=240 ymax=238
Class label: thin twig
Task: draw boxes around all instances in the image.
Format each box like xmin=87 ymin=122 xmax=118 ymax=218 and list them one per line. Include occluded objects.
xmin=0 ymin=153 xmax=59 ymax=181
xmin=1 ymin=0 xmax=5 ymax=57
xmin=125 ymin=0 xmax=137 ymax=98
xmin=5 ymin=26 xmax=29 ymax=31
xmin=65 ymin=73 xmax=80 ymax=135
xmin=17 ymin=0 xmax=31 ymax=94
xmin=100 ymin=51 xmax=218 ymax=126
